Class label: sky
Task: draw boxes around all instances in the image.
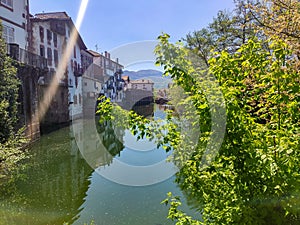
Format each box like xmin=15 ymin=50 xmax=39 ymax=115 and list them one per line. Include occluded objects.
xmin=29 ymin=0 xmax=235 ymax=70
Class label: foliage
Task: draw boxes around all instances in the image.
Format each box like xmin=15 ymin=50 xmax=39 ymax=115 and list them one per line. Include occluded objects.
xmin=0 ymin=22 xmax=28 ymax=181
xmin=155 ymin=31 xmax=300 ymax=224
xmin=0 ymin=129 xmax=28 ymax=181
xmin=185 ymin=0 xmax=260 ymax=66
xmin=96 ymin=96 xmax=182 ymax=153
xmin=96 ymin=1 xmax=300 ymax=224
xmin=0 ymin=23 xmax=20 ymax=143
xmin=249 ymin=0 xmax=300 ymax=61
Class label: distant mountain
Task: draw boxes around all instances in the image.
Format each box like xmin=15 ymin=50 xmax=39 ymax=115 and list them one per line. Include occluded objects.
xmin=123 ymin=69 xmax=163 ymax=80
xmin=122 ymin=69 xmax=171 ymax=89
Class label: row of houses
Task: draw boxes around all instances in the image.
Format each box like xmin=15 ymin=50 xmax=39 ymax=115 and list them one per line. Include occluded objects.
xmin=0 ymin=0 xmax=125 ymax=139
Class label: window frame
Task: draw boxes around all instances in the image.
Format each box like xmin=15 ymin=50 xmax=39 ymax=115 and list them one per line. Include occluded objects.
xmin=39 ymin=26 xmax=44 ymax=43
xmin=40 ymin=45 xmax=45 ymax=57
xmin=1 ymin=0 xmax=13 ymax=10
xmin=47 ymin=47 xmax=52 ymax=66
xmin=2 ymin=25 xmax=15 ymax=43
xmin=47 ymin=29 xmax=52 ymax=44
xmin=54 ymin=49 xmax=58 ymax=67
xmin=53 ymin=33 xmax=57 ymax=47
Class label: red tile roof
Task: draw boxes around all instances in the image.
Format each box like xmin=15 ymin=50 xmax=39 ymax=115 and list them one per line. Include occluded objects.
xmin=86 ymin=50 xmax=101 ymax=57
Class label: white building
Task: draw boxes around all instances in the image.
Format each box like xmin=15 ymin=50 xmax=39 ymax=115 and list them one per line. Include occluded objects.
xmin=81 ymin=49 xmax=105 ymax=117
xmin=128 ymin=79 xmax=154 ymax=92
xmin=30 ymin=12 xmax=87 ymax=121
xmin=100 ymin=51 xmax=125 ymax=102
xmin=0 ymin=0 xmax=30 ymax=50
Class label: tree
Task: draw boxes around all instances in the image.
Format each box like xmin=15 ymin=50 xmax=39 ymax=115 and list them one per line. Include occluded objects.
xmin=0 ymin=24 xmax=20 ymax=143
xmin=185 ymin=0 xmax=260 ymax=66
xmin=155 ymin=31 xmax=300 ymax=225
xmin=0 ymin=22 xmax=27 ymax=181
xmin=98 ymin=31 xmax=300 ymax=224
xmin=158 ymin=1 xmax=300 ymax=223
xmin=250 ymin=0 xmax=300 ymax=61
xmin=96 ymin=1 xmax=300 ymax=224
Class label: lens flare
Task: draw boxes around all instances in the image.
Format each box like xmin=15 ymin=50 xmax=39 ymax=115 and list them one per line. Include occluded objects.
xmin=38 ymin=0 xmax=89 ymax=122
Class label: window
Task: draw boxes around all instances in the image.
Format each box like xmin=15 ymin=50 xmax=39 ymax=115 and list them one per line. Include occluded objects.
xmin=73 ymin=94 xmax=77 ymax=104
xmin=61 ymin=92 xmax=65 ymax=103
xmin=47 ymin=47 xmax=52 ymax=66
xmin=47 ymin=29 xmax=52 ymax=44
xmin=2 ymin=25 xmax=14 ymax=43
xmin=73 ymin=46 xmax=76 ymax=58
xmin=1 ymin=0 xmax=13 ymax=9
xmin=40 ymin=45 xmax=45 ymax=57
xmin=79 ymin=94 xmax=82 ymax=104
xmin=53 ymin=33 xmax=57 ymax=47
xmin=54 ymin=49 xmax=58 ymax=67
xmin=39 ymin=26 xmax=44 ymax=42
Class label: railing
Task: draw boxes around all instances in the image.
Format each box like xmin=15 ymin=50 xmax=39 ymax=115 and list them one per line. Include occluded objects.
xmin=74 ymin=67 xmax=83 ymax=77
xmin=6 ymin=43 xmax=48 ymax=70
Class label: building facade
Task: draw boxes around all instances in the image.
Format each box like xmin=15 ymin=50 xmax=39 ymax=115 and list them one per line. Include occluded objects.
xmin=0 ymin=0 xmax=30 ymax=50
xmin=30 ymin=12 xmax=87 ymax=126
xmin=81 ymin=49 xmax=105 ymax=117
xmin=99 ymin=51 xmax=125 ymax=103
xmin=128 ymin=79 xmax=154 ymax=92
xmin=1 ymin=4 xmax=127 ymax=136
xmin=1 ymin=0 xmax=48 ymax=140
xmin=121 ymin=79 xmax=154 ymax=109
xmin=82 ymin=49 xmax=125 ymax=115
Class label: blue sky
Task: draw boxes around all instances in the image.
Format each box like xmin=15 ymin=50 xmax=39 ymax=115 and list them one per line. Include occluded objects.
xmin=30 ymin=0 xmax=235 ymax=51
xmin=29 ymin=0 xmax=235 ymax=70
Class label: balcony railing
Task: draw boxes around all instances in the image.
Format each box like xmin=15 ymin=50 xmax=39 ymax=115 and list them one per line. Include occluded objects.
xmin=74 ymin=67 xmax=84 ymax=77
xmin=6 ymin=43 xmax=48 ymax=70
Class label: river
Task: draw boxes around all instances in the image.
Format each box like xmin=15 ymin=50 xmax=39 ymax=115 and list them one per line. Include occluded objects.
xmin=0 ymin=104 xmax=199 ymax=225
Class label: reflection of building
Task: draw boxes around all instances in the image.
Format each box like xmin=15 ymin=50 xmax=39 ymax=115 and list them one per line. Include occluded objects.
xmin=1 ymin=0 xmax=48 ymax=140
xmin=30 ymin=12 xmax=87 ymax=125
xmin=4 ymin=127 xmax=94 ymax=224
xmin=71 ymin=119 xmax=124 ymax=169
xmin=97 ymin=120 xmax=125 ymax=158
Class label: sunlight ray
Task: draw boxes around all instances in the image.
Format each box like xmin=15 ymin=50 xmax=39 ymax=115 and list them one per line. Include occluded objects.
xmin=37 ymin=0 xmax=89 ymax=123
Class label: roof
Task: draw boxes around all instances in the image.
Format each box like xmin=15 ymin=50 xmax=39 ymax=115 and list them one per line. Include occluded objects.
xmin=34 ymin=12 xmax=70 ymax=20
xmin=122 ymin=76 xmax=129 ymax=81
xmin=31 ymin=11 xmax=87 ymax=50
xmin=130 ymin=79 xmax=154 ymax=84
xmin=86 ymin=50 xmax=101 ymax=57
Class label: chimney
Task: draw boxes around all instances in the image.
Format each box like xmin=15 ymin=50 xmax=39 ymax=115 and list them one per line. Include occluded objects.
xmin=104 ymin=51 xmax=108 ymax=58
xmin=116 ymin=58 xmax=119 ymax=64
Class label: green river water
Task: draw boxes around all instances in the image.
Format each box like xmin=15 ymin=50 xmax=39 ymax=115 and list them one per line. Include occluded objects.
xmin=0 ymin=105 xmax=200 ymax=225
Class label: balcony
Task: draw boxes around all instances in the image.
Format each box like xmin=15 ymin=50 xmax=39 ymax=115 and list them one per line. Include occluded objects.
xmin=7 ymin=43 xmax=48 ymax=70
xmin=107 ymin=84 xmax=114 ymax=89
xmin=74 ymin=67 xmax=84 ymax=77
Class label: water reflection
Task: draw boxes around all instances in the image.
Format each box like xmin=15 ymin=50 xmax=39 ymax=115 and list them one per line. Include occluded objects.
xmin=0 ymin=127 xmax=93 ymax=225
xmin=72 ymin=118 xmax=125 ymax=169
xmin=0 ymin=104 xmax=200 ymax=225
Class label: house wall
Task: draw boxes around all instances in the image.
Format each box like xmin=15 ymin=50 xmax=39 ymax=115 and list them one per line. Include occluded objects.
xmin=128 ymin=80 xmax=154 ymax=92
xmin=0 ymin=0 xmax=29 ymax=49
xmin=31 ymin=18 xmax=84 ymax=122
